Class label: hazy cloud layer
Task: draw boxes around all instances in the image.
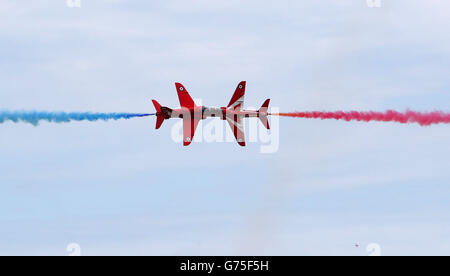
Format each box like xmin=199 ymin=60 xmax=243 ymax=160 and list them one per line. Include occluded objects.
xmin=1 ymin=0 xmax=450 ymax=255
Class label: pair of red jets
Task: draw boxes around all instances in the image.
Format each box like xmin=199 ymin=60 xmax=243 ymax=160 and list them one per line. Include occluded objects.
xmin=152 ymin=81 xmax=271 ymax=146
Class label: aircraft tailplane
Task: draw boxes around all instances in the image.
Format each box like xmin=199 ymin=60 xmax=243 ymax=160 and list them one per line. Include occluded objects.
xmin=258 ymin=99 xmax=270 ymax=130
xmin=152 ymin=99 xmax=165 ymax=129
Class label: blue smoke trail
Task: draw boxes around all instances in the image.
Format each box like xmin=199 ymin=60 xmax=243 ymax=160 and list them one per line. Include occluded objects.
xmin=0 ymin=110 xmax=154 ymax=126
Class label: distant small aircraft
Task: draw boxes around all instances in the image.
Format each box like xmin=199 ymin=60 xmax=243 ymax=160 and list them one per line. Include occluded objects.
xmin=354 ymin=243 xmax=360 ymax=248
xmin=151 ymin=81 xmax=270 ymax=146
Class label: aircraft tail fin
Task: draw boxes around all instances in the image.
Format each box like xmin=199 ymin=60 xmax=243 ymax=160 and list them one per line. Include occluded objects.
xmin=152 ymin=99 xmax=165 ymax=129
xmin=152 ymin=99 xmax=162 ymax=113
xmin=259 ymin=99 xmax=270 ymax=113
xmin=259 ymin=116 xmax=270 ymax=130
xmin=258 ymin=99 xmax=270 ymax=130
xmin=155 ymin=115 xmax=165 ymax=129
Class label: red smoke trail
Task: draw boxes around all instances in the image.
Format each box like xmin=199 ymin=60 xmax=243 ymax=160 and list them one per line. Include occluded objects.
xmin=272 ymin=110 xmax=450 ymax=126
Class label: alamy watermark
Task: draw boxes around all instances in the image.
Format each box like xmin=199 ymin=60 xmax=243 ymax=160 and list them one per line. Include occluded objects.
xmin=168 ymin=99 xmax=279 ymax=153
xmin=66 ymin=0 xmax=81 ymax=8
xmin=366 ymin=0 xmax=381 ymax=8
xmin=366 ymin=243 xmax=382 ymax=256
xmin=67 ymin=243 xmax=81 ymax=256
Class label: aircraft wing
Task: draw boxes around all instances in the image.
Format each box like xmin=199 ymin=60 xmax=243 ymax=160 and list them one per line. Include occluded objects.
xmin=183 ymin=116 xmax=200 ymax=146
xmin=226 ymin=115 xmax=246 ymax=147
xmin=227 ymin=81 xmax=246 ymax=111
xmin=175 ymin=82 xmax=196 ymax=108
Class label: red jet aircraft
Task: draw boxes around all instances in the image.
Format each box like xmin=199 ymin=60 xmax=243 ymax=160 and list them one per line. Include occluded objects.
xmin=151 ymin=81 xmax=270 ymax=146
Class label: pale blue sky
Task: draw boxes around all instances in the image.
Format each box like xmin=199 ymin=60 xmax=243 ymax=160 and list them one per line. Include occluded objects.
xmin=1 ymin=0 xmax=450 ymax=255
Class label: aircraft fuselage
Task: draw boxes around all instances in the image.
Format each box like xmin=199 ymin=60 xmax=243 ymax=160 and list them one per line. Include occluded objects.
xmin=163 ymin=106 xmax=267 ymax=120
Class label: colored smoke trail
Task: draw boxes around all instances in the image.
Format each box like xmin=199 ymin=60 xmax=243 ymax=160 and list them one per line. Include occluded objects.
xmin=0 ymin=111 xmax=154 ymax=126
xmin=272 ymin=110 xmax=450 ymax=126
